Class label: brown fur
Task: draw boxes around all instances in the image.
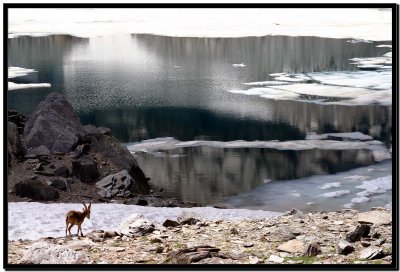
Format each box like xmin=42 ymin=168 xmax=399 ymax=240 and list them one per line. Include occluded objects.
xmin=65 ymin=203 xmax=91 ymax=237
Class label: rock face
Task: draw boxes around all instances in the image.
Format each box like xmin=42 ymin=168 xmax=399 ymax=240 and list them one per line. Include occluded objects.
xmin=116 ymin=213 xmax=155 ymax=237
xmin=72 ymin=157 xmax=99 ymax=183
xmin=15 ymin=180 xmax=59 ymax=201
xmin=86 ymin=132 xmax=150 ymax=194
xmin=8 ymin=121 xmax=25 ymax=161
xmin=23 ymin=92 xmax=84 ymax=153
xmin=96 ymin=170 xmax=138 ymax=198
xmin=20 ymin=241 xmax=89 ymax=264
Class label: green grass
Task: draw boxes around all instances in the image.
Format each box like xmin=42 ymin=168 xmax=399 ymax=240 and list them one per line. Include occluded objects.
xmin=284 ymin=256 xmax=319 ymax=264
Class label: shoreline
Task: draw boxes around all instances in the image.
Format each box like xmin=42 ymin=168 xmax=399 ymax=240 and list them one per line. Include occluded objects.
xmin=8 ymin=207 xmax=392 ymax=265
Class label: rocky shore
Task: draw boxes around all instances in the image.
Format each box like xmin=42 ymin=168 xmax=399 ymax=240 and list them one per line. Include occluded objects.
xmin=7 ymin=92 xmax=197 ymax=207
xmin=8 ymin=208 xmax=392 ymax=265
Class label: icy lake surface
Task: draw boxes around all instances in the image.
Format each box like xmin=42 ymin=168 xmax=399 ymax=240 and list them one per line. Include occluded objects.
xmin=7 ymin=9 xmax=392 ymax=225
xmin=8 ymin=203 xmax=281 ymax=241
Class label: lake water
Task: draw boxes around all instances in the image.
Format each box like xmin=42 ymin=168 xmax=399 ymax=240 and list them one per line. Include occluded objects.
xmin=8 ymin=34 xmax=392 ymax=211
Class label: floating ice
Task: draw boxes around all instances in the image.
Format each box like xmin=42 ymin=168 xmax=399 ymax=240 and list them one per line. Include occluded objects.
xmin=127 ymin=137 xmax=391 ymax=157
xmin=306 ymin=132 xmax=373 ymax=141
xmin=232 ymin=63 xmax=246 ymax=68
xmin=243 ymin=81 xmax=288 ymax=86
xmin=343 ymin=175 xmax=368 ymax=181
xmin=8 ymin=82 xmax=51 ymax=91
xmin=355 ymin=175 xmax=392 ymax=199
xmin=8 ymin=66 xmax=51 ymax=91
xmin=8 ymin=66 xmax=36 ymax=78
xmin=343 ymin=203 xmax=354 ymax=208
xmin=319 ymin=182 xmax=342 ymax=190
xmin=8 ymin=8 xmax=392 ymax=40
xmin=8 ymin=202 xmax=281 ymax=241
xmin=320 ymin=190 xmax=350 ymax=198
xmin=376 ymin=45 xmax=392 ymax=48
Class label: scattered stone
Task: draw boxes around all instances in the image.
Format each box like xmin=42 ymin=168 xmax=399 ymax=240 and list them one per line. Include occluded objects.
xmin=230 ymin=228 xmax=239 ymax=235
xmin=243 ymin=242 xmax=254 ymax=248
xmin=50 ymin=178 xmax=68 ymax=191
xmin=249 ymin=256 xmax=260 ymax=264
xmin=177 ymin=211 xmax=202 ymax=225
xmin=53 ymin=165 xmax=70 ymax=178
xmin=73 ymin=144 xmax=90 ymax=158
xmin=358 ymin=211 xmax=391 ymax=225
xmin=304 ymin=242 xmax=321 ymax=256
xmin=136 ymin=199 xmax=148 ymax=206
xmin=72 ymin=157 xmax=99 ymax=183
xmin=336 ymin=240 xmax=355 ymax=255
xmin=322 ymin=215 xmax=328 ymax=219
xmin=346 ymin=224 xmax=370 ymax=242
xmin=163 ymin=219 xmax=180 ymax=228
xmin=20 ymin=241 xmax=88 ymax=264
xmin=268 ymin=255 xmax=284 ymax=263
xmin=359 ymin=246 xmax=384 ymax=260
xmin=267 ymin=226 xmax=298 ymax=242
xmin=116 ymin=213 xmax=155 ymax=237
xmin=277 ymin=239 xmax=305 ymax=254
xmin=96 ymin=170 xmax=137 ymax=198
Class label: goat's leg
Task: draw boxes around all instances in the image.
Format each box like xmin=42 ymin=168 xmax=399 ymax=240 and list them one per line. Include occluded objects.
xmin=79 ymin=224 xmax=85 ymax=237
xmin=68 ymin=224 xmax=73 ymax=236
xmin=65 ymin=222 xmax=69 ymax=237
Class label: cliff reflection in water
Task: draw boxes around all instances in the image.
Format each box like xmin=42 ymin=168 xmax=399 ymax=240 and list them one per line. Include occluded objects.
xmin=135 ymin=146 xmax=378 ymax=205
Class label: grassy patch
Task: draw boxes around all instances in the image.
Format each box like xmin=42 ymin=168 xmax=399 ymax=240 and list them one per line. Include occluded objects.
xmin=284 ymin=256 xmax=319 ymax=264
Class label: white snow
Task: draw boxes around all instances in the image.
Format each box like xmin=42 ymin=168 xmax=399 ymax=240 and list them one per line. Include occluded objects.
xmin=8 ymin=202 xmax=281 ymax=241
xmin=320 ymin=190 xmax=351 ymax=198
xmin=8 ymin=66 xmax=51 ymax=91
xmin=8 ymin=8 xmax=392 ymax=40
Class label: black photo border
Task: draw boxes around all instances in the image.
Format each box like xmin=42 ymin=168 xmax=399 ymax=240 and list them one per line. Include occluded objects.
xmin=3 ymin=3 xmax=399 ymax=271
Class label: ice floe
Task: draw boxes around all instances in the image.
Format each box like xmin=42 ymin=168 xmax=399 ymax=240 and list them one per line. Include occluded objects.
xmin=8 ymin=66 xmax=51 ymax=91
xmin=320 ymin=190 xmax=351 ymax=198
xmin=232 ymin=63 xmax=246 ymax=68
xmin=8 ymin=8 xmax=391 ymax=40
xmin=128 ymin=137 xmax=391 ymax=162
xmin=306 ymin=132 xmax=373 ymax=141
xmin=319 ymin=182 xmax=342 ymax=190
xmin=8 ymin=202 xmax=281 ymax=241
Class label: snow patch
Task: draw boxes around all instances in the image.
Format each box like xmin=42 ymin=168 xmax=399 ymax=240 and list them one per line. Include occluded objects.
xmin=8 ymin=202 xmax=281 ymax=241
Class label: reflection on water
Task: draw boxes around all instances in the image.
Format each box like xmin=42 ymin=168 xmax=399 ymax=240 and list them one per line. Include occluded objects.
xmin=134 ymin=146 xmax=378 ymax=205
xmin=7 ymin=34 xmax=392 ymax=209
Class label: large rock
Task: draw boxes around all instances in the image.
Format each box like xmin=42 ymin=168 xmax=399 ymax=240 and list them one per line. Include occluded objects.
xmin=96 ymin=170 xmax=138 ymax=197
xmin=177 ymin=211 xmax=202 ymax=225
xmin=72 ymin=156 xmax=99 ymax=183
xmin=85 ymin=132 xmax=150 ymax=194
xmin=15 ymin=180 xmax=59 ymax=201
xmin=23 ymin=92 xmax=84 ymax=153
xmin=359 ymin=246 xmax=384 ymax=260
xmin=277 ymin=239 xmax=305 ymax=254
xmin=336 ymin=240 xmax=355 ymax=255
xmin=20 ymin=241 xmax=89 ymax=264
xmin=8 ymin=121 xmax=25 ymax=161
xmin=346 ymin=224 xmax=370 ymax=242
xmin=357 ymin=210 xmax=391 ymax=225
xmin=116 ymin=213 xmax=155 ymax=237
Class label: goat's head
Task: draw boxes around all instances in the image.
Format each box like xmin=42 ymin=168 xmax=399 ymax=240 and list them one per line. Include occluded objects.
xmin=83 ymin=203 xmax=91 ymax=219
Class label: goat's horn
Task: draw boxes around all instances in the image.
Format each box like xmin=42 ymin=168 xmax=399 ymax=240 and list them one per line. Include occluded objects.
xmin=82 ymin=203 xmax=87 ymax=209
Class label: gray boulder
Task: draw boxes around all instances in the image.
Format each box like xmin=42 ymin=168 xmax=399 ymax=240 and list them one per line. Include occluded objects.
xmin=23 ymin=92 xmax=84 ymax=153
xmin=20 ymin=241 xmax=89 ymax=264
xmin=116 ymin=213 xmax=155 ymax=237
xmin=86 ymin=133 xmax=150 ymax=194
xmin=27 ymin=145 xmax=50 ymax=157
xmin=15 ymin=180 xmax=59 ymax=201
xmin=177 ymin=211 xmax=202 ymax=225
xmin=96 ymin=170 xmax=139 ymax=198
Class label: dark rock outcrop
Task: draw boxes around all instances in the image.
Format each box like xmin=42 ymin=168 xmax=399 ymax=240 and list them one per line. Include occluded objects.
xmin=72 ymin=156 xmax=99 ymax=183
xmin=23 ymin=93 xmax=84 ymax=153
xmin=346 ymin=224 xmax=371 ymax=242
xmin=8 ymin=122 xmax=25 ymax=161
xmin=15 ymin=180 xmax=59 ymax=201
xmin=86 ymin=133 xmax=150 ymax=194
